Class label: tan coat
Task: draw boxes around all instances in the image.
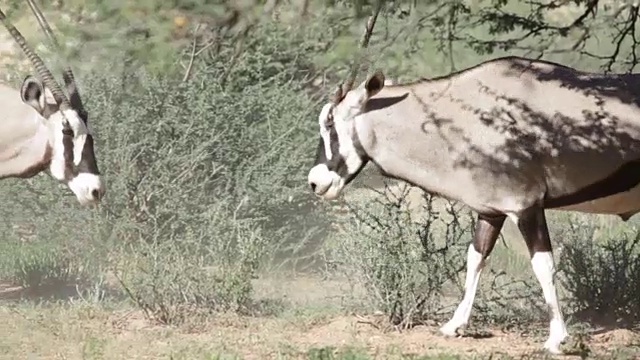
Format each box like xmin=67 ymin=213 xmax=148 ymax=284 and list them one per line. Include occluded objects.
xmin=355 ymin=56 xmax=640 ymax=219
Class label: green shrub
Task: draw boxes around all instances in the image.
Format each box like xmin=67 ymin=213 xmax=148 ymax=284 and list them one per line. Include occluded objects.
xmin=0 ymin=15 xmax=337 ymax=319
xmin=71 ymin=19 xmax=336 ymax=322
xmin=328 ymin=181 xmax=552 ymax=329
xmin=328 ymin=183 xmax=471 ymax=327
xmin=556 ymin=214 xmax=640 ymax=328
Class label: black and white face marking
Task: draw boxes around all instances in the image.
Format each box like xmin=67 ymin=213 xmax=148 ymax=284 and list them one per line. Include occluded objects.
xmin=316 ymin=105 xmax=357 ymax=176
xmin=21 ymin=77 xmax=104 ymax=206
xmin=308 ymin=103 xmax=369 ymax=200
xmin=307 ymin=71 xmax=386 ymax=200
xmin=52 ymin=108 xmax=104 ymax=206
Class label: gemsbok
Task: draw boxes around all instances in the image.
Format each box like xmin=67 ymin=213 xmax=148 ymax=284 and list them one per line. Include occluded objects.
xmin=0 ymin=2 xmax=104 ymax=206
xmin=307 ymin=12 xmax=640 ymax=355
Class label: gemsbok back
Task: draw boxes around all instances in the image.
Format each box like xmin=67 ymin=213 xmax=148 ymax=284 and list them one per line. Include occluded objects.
xmin=307 ymin=12 xmax=640 ymax=355
xmin=0 ymin=1 xmax=104 ymax=206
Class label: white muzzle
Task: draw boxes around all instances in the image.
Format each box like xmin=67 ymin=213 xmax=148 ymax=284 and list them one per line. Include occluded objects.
xmin=67 ymin=173 xmax=105 ymax=206
xmin=308 ymin=164 xmax=344 ymax=200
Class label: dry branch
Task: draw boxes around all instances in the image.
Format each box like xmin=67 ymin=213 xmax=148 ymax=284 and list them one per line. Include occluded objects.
xmin=341 ymin=0 xmax=384 ymax=95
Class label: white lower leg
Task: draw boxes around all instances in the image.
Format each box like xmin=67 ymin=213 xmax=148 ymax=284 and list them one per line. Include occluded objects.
xmin=440 ymin=244 xmax=485 ymax=336
xmin=531 ymin=251 xmax=568 ymax=354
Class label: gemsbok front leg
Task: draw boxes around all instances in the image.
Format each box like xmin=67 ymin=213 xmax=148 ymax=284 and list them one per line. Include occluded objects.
xmin=514 ymin=206 xmax=568 ymax=354
xmin=439 ymin=213 xmax=506 ymax=336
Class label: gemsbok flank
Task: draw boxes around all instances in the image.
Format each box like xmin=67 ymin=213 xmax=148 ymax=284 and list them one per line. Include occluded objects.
xmin=307 ymin=11 xmax=640 ymax=356
xmin=0 ymin=1 xmax=104 ymax=206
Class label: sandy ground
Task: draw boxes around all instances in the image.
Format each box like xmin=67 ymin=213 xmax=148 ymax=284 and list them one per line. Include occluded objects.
xmin=104 ymin=312 xmax=640 ymax=359
xmin=0 ymin=274 xmax=639 ymax=359
xmin=0 ymin=304 xmax=638 ymax=359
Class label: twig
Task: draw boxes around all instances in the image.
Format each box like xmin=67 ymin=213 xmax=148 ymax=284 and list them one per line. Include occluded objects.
xmin=605 ymin=4 xmax=639 ymax=73
xmin=300 ymin=0 xmax=310 ymax=18
xmin=354 ymin=314 xmax=383 ymax=330
xmin=342 ymin=0 xmax=384 ymax=94
xmin=220 ymin=23 xmax=253 ymax=88
xmin=194 ymin=39 xmax=216 ymax=57
xmin=182 ymin=23 xmax=201 ymax=83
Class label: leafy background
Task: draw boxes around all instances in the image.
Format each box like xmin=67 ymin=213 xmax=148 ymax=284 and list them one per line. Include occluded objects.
xmin=0 ymin=0 xmax=639 ymax=358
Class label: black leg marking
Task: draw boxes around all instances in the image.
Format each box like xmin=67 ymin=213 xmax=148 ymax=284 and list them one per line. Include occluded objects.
xmin=514 ymin=206 xmax=567 ymax=353
xmin=472 ymin=213 xmax=507 ymax=258
xmin=516 ymin=206 xmax=552 ymax=257
xmin=438 ymin=213 xmax=507 ymax=337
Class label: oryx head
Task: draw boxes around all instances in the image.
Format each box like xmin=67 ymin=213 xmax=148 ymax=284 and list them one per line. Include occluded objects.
xmin=307 ymin=9 xmax=384 ymax=200
xmin=1 ymin=2 xmax=104 ymax=206
xmin=307 ymin=71 xmax=386 ymax=200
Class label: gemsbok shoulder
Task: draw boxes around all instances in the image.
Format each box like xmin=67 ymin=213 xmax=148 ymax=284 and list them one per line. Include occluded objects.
xmin=0 ymin=1 xmax=104 ymax=206
xmin=307 ymin=12 xmax=640 ymax=355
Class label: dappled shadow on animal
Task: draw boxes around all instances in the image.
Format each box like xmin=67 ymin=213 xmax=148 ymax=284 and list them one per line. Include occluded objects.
xmin=0 ymin=0 xmax=104 ymax=206
xmin=307 ymin=50 xmax=640 ymax=353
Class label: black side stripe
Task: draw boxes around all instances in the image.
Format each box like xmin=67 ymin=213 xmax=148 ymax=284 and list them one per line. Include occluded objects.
xmin=351 ymin=129 xmax=369 ymax=161
xmin=544 ymin=159 xmax=640 ymax=208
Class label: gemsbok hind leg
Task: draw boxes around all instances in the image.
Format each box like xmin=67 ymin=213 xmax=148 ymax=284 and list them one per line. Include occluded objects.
xmin=439 ymin=213 xmax=506 ymax=336
xmin=513 ymin=206 xmax=568 ymax=354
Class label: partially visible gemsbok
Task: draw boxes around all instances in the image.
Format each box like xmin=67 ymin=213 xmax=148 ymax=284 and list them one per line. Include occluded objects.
xmin=307 ymin=10 xmax=640 ymax=355
xmin=0 ymin=1 xmax=104 ymax=205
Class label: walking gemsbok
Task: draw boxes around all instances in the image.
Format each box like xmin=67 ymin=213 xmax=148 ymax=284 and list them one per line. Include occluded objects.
xmin=0 ymin=1 xmax=104 ymax=206
xmin=307 ymin=10 xmax=640 ymax=355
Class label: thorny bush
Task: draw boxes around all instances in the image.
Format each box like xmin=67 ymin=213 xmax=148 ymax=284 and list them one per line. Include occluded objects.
xmin=556 ymin=214 xmax=640 ymax=329
xmin=329 ymin=181 xmax=551 ymax=329
xmin=0 ymin=19 xmax=336 ymax=323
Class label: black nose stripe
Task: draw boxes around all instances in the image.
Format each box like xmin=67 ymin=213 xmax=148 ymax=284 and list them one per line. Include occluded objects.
xmin=76 ymin=134 xmax=101 ymax=175
xmin=312 ymin=126 xmax=351 ymax=177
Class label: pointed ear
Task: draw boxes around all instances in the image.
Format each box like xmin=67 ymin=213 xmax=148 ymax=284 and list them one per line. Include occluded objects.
xmin=351 ymin=70 xmax=385 ymax=107
xmin=20 ymin=75 xmax=45 ymax=114
xmin=331 ymin=84 xmax=344 ymax=104
xmin=363 ymin=70 xmax=385 ymax=98
xmin=347 ymin=70 xmax=384 ymax=107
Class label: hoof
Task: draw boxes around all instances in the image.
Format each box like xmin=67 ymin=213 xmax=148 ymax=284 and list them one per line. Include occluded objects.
xmin=439 ymin=322 xmax=461 ymax=337
xmin=543 ymin=337 xmax=566 ymax=355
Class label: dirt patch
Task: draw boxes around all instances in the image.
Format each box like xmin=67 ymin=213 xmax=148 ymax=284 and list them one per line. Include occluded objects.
xmin=591 ymin=328 xmax=640 ymax=348
xmin=3 ymin=273 xmax=637 ymax=359
xmin=91 ymin=310 xmax=639 ymax=359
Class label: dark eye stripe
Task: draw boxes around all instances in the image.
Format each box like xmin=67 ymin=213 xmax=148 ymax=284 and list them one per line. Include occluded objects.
xmin=325 ymin=123 xmax=350 ymax=177
xmin=62 ymin=128 xmax=77 ymax=180
xmin=326 ymin=108 xmax=335 ymax=128
xmin=59 ymin=124 xmax=100 ymax=177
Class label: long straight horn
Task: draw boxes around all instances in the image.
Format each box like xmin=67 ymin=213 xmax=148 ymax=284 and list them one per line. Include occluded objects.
xmin=0 ymin=8 xmax=70 ymax=108
xmin=341 ymin=0 xmax=383 ymax=97
xmin=26 ymin=0 xmax=86 ymax=119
